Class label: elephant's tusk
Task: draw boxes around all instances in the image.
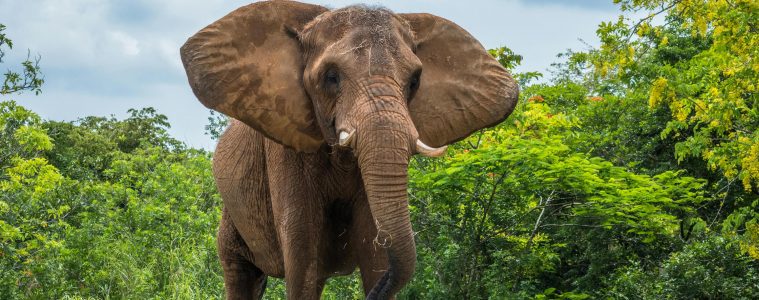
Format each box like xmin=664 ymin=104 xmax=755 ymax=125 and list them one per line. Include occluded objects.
xmin=416 ymin=139 xmax=447 ymax=157
xmin=339 ymin=130 xmax=355 ymax=147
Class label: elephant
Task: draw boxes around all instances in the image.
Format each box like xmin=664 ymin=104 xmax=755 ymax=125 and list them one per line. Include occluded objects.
xmin=180 ymin=1 xmax=518 ymax=299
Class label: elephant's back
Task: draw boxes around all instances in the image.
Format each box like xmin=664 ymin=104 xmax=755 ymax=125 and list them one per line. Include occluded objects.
xmin=214 ymin=119 xmax=284 ymax=276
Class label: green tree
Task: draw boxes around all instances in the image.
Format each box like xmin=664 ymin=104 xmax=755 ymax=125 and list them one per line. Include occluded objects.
xmin=592 ymin=0 xmax=758 ymax=192
xmin=205 ymin=110 xmax=229 ymax=141
xmin=404 ymin=96 xmax=708 ymax=298
xmin=1 ymin=102 xmax=226 ymax=299
xmin=0 ymin=24 xmax=43 ymax=96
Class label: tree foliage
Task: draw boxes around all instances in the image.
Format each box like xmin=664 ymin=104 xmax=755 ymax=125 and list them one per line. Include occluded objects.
xmin=401 ymin=0 xmax=759 ymax=296
xmin=595 ymin=0 xmax=759 ymax=192
xmin=0 ymin=24 xmax=44 ymax=96
xmin=0 ymin=101 xmax=224 ymax=299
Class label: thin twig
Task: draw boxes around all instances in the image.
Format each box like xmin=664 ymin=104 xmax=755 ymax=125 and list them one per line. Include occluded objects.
xmin=526 ymin=190 xmax=555 ymax=248
xmin=623 ymin=0 xmax=682 ymax=43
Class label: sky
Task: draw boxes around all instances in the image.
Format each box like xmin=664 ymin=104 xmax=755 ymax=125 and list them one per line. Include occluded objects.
xmin=0 ymin=0 xmax=627 ymax=150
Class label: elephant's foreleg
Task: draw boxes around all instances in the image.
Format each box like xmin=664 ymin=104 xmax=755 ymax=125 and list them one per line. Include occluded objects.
xmin=218 ymin=209 xmax=268 ymax=300
xmin=277 ymin=217 xmax=326 ymax=299
xmin=266 ymin=143 xmax=327 ymax=299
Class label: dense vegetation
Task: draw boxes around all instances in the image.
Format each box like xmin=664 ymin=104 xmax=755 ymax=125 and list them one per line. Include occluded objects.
xmin=2 ymin=0 xmax=757 ymax=298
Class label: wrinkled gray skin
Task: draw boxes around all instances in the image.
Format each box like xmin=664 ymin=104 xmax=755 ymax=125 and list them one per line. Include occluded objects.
xmin=181 ymin=2 xmax=518 ymax=299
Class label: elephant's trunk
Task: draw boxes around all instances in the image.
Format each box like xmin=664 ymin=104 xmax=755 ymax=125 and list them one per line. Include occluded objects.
xmin=357 ymin=128 xmax=416 ymax=299
xmin=352 ymin=80 xmax=417 ymax=299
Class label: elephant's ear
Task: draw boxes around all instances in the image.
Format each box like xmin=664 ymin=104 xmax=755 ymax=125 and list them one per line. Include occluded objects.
xmin=400 ymin=13 xmax=519 ymax=147
xmin=181 ymin=1 xmax=327 ymax=152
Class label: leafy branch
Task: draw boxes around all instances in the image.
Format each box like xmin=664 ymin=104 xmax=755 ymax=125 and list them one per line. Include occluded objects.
xmin=0 ymin=23 xmax=44 ymax=96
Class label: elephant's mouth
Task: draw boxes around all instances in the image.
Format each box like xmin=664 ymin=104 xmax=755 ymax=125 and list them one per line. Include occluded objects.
xmin=325 ymin=118 xmax=341 ymax=147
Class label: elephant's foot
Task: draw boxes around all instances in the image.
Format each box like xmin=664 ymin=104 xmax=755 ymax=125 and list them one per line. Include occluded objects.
xmin=220 ymin=259 xmax=267 ymax=300
xmin=218 ymin=209 xmax=268 ymax=299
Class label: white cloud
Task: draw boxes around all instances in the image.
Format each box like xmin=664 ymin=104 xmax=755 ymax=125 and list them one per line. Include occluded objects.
xmin=109 ymin=31 xmax=140 ymax=56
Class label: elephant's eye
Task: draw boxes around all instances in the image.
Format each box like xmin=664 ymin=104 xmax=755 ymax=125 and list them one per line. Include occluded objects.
xmin=323 ymin=68 xmax=340 ymax=93
xmin=407 ymin=70 xmax=422 ymax=101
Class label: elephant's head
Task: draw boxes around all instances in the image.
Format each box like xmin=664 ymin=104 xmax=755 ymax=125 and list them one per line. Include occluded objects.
xmin=181 ymin=1 xmax=518 ymax=297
